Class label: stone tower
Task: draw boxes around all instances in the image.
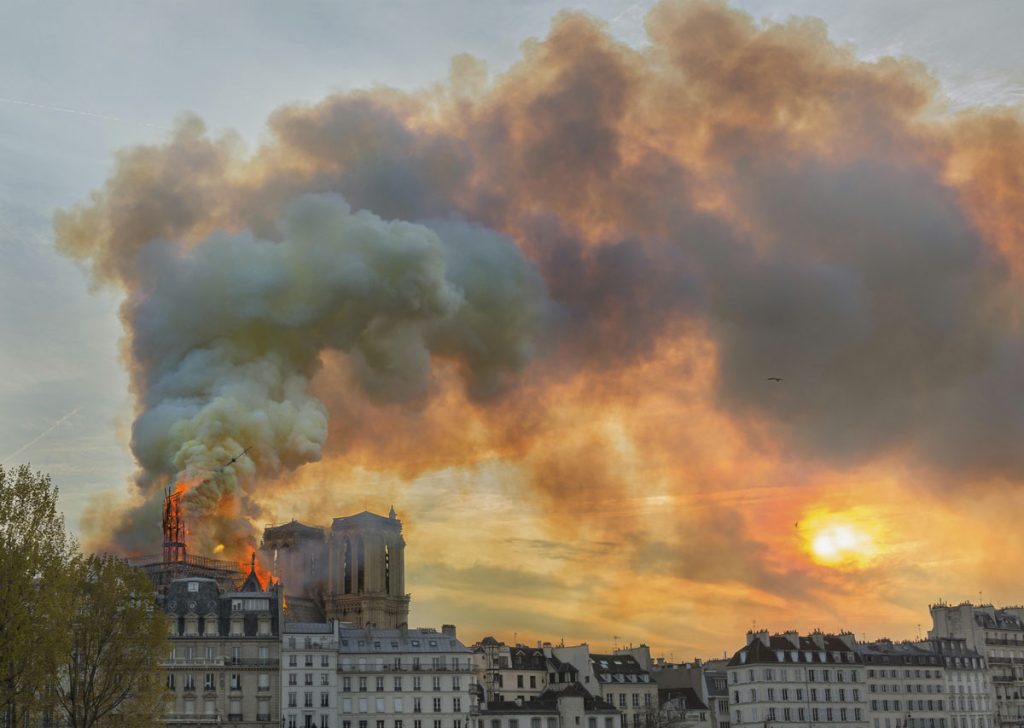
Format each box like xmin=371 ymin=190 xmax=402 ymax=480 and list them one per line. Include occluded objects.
xmin=323 ymin=509 xmax=409 ymax=628
xmin=260 ymin=520 xmax=327 ymax=597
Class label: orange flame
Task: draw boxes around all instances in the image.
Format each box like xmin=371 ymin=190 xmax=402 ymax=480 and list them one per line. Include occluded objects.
xmin=242 ymin=544 xmax=273 ymax=588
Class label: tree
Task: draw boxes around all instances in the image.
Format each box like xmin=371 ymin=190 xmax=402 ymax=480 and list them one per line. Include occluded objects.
xmin=0 ymin=464 xmax=76 ymax=728
xmin=54 ymin=554 xmax=168 ymax=728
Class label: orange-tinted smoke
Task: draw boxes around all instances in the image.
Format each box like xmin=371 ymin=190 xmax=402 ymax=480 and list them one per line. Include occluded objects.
xmin=54 ymin=0 xmax=1024 ymax=609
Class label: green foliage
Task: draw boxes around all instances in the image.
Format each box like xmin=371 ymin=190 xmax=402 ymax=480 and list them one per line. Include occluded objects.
xmin=0 ymin=464 xmax=76 ymax=725
xmin=55 ymin=554 xmax=169 ymax=728
xmin=0 ymin=464 xmax=169 ymax=728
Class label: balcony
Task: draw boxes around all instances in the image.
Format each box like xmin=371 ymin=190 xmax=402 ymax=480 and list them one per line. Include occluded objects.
xmin=165 ymin=658 xmax=226 ymax=667
xmin=163 ymin=714 xmax=221 ymax=723
xmin=336 ymin=664 xmax=470 ymax=674
xmin=226 ymin=658 xmax=277 ymax=667
xmin=228 ymin=714 xmax=243 ymax=721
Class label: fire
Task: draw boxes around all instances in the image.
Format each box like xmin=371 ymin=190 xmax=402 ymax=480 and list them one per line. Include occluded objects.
xmin=242 ymin=544 xmax=273 ymax=588
xmin=212 ymin=543 xmax=225 ymax=554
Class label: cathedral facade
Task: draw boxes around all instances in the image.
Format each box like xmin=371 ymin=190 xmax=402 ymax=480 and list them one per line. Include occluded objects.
xmin=260 ymin=508 xmax=410 ymax=629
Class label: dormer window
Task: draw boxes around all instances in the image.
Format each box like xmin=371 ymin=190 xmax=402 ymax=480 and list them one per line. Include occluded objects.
xmin=188 ymin=581 xmax=199 ymax=592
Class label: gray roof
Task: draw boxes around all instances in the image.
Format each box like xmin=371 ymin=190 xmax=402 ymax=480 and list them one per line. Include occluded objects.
xmin=337 ymin=627 xmax=470 ymax=653
xmin=591 ymin=654 xmax=652 ymax=681
xmin=161 ymin=576 xmax=281 ymax=637
xmin=285 ymin=622 xmax=335 ymax=634
xmin=728 ymin=634 xmax=863 ymax=667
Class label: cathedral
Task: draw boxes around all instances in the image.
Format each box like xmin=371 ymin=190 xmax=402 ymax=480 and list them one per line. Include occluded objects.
xmin=260 ymin=507 xmax=410 ymax=628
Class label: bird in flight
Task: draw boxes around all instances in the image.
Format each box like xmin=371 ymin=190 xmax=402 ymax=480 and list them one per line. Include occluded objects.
xmin=767 ymin=377 xmax=783 ymax=382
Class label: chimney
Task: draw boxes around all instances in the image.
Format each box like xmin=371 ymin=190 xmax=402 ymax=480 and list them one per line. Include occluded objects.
xmin=784 ymin=631 xmax=800 ymax=648
xmin=810 ymin=632 xmax=825 ymax=650
xmin=442 ymin=624 xmax=457 ymax=639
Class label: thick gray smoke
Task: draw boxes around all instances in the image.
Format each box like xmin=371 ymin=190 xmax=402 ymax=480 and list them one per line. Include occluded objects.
xmin=116 ymin=194 xmax=546 ymax=553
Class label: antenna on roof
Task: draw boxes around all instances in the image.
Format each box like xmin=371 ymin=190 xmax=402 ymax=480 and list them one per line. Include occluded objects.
xmin=613 ymin=635 xmax=621 ymax=651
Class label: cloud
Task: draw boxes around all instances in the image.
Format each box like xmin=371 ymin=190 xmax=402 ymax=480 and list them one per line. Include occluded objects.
xmin=54 ymin=0 xmax=1024 ymax=650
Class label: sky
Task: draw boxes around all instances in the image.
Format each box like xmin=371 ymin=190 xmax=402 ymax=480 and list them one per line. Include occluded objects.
xmin=2 ymin=0 xmax=1024 ymax=660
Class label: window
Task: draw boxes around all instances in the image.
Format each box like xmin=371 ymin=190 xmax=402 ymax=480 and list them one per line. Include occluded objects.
xmin=434 ymin=677 xmax=442 ymax=691
xmin=530 ymin=676 xmax=537 ymax=689
xmin=360 ymin=678 xmax=368 ymax=692
xmin=323 ymin=655 xmax=331 ymax=667
xmin=395 ymin=677 xmax=403 ymax=691
xmin=322 ymin=692 xmax=330 ymax=707
xmin=414 ymin=698 xmax=422 ymax=713
xmin=322 ymin=673 xmax=329 ymax=686
xmin=377 ymin=677 xmax=385 ymax=691
xmin=305 ymin=692 xmax=313 ymax=708
xmin=188 ymin=581 xmax=199 ymax=592
xmin=306 ymin=673 xmax=313 ymax=686
xmin=229 ymin=674 xmax=240 ymax=690
xmin=290 ymin=655 xmax=298 ymax=667
xmin=518 ymin=675 xmax=524 ymax=688
xmin=288 ymin=692 xmax=297 ymax=708
xmin=453 ymin=676 xmax=460 ymax=690
xmin=167 ymin=674 xmax=176 ymax=690
xmin=433 ymin=698 xmax=442 ymax=712
xmin=454 ymin=698 xmax=461 ymax=712
xmin=185 ymin=674 xmax=195 ymax=691
xmin=414 ymin=678 xmax=422 ymax=691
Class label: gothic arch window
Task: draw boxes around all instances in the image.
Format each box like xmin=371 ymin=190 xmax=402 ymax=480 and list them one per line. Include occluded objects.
xmin=344 ymin=538 xmax=353 ymax=594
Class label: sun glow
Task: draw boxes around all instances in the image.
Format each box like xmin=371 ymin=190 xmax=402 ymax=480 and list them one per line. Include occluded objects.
xmin=801 ymin=508 xmax=882 ymax=568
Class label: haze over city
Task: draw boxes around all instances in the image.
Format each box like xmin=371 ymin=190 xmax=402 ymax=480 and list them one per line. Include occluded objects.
xmin=3 ymin=0 xmax=1024 ymax=661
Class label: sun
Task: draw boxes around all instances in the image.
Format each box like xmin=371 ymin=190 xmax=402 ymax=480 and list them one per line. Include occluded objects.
xmin=801 ymin=508 xmax=882 ymax=569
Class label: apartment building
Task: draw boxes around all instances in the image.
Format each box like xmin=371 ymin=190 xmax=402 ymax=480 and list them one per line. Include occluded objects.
xmin=282 ymin=622 xmax=340 ymax=728
xmin=858 ymin=640 xmax=947 ymax=728
xmin=481 ymin=684 xmax=619 ymax=728
xmin=726 ymin=630 xmax=868 ymax=728
xmin=924 ymin=638 xmax=991 ymax=728
xmin=553 ymin=647 xmax=658 ymax=728
xmin=334 ymin=625 xmax=477 ymax=728
xmin=473 ymin=639 xmax=582 ymax=704
xmin=929 ymin=603 xmax=1011 ymax=728
xmin=161 ymin=566 xmax=281 ymax=727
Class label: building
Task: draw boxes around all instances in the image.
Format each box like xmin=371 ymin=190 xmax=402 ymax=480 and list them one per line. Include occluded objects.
xmin=263 ymin=509 xmax=410 ymax=629
xmin=649 ymin=659 xmax=728 ymax=728
xmin=282 ymin=622 xmax=340 ymax=728
xmin=929 ymin=603 xmax=1009 ymax=728
xmin=922 ymin=638 xmax=991 ymax=728
xmin=331 ymin=624 xmax=477 ymax=728
xmin=481 ymin=684 xmax=619 ymax=728
xmin=726 ymin=630 xmax=868 ymax=728
xmin=553 ymin=647 xmax=658 ymax=728
xmin=699 ymin=661 xmax=730 ymax=728
xmin=161 ymin=560 xmax=282 ymax=727
xmin=857 ymin=640 xmax=947 ymax=728
xmin=657 ymin=687 xmax=711 ymax=728
xmin=473 ymin=639 xmax=581 ymax=704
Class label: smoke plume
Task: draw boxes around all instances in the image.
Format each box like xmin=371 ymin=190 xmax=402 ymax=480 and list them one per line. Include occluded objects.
xmin=56 ymin=0 xmax=1024 ymax=590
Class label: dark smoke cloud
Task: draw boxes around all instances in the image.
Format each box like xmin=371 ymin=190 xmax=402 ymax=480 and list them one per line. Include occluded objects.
xmin=55 ymin=0 xmax=1024 ymax=585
